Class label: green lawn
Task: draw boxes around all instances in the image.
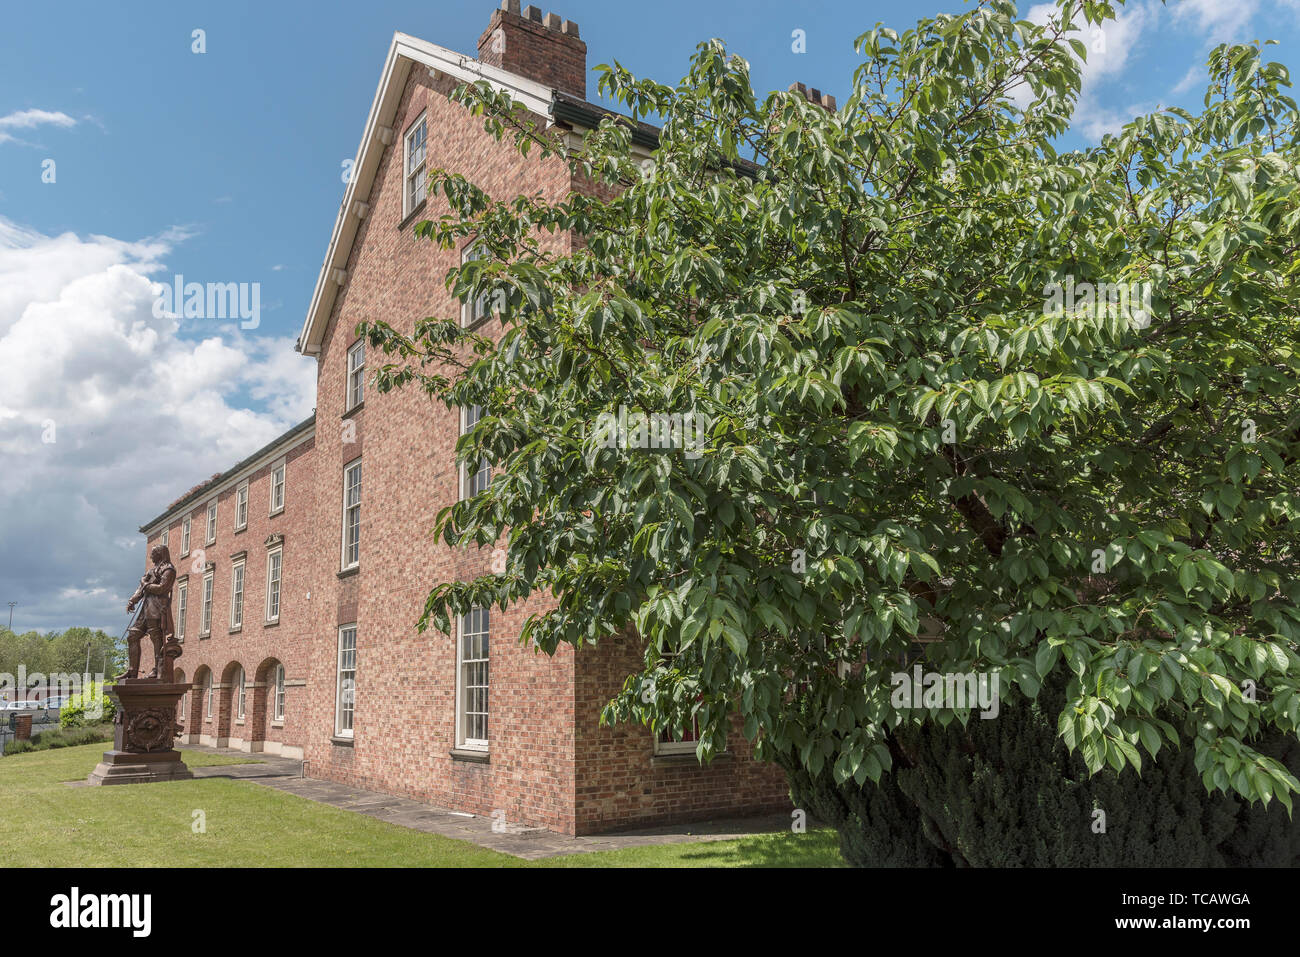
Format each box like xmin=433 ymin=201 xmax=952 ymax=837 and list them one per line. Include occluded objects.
xmin=0 ymin=743 xmax=842 ymax=867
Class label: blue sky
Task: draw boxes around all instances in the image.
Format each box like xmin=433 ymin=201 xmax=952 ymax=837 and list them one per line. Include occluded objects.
xmin=1 ymin=0 xmax=1298 ymax=635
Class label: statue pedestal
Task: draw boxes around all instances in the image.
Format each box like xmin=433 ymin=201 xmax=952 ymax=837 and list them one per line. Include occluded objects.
xmin=87 ymin=681 xmax=193 ymax=786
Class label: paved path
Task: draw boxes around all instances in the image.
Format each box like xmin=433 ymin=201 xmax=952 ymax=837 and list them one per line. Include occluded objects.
xmin=180 ymin=744 xmax=793 ymax=860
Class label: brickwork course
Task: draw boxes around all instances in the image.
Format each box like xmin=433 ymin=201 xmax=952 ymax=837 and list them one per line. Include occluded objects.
xmin=139 ymin=1 xmax=791 ymax=836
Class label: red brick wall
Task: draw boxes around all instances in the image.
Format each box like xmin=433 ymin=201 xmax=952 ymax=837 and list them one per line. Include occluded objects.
xmin=575 ymin=637 xmax=791 ymax=834
xmin=157 ymin=432 xmax=314 ymax=757
xmin=300 ymin=63 xmax=579 ymax=833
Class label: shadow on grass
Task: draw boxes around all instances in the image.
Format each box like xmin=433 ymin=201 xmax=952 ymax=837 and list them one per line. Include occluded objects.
xmin=663 ymin=828 xmax=845 ymax=868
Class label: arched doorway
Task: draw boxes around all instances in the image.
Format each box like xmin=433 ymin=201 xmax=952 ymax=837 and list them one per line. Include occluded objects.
xmin=192 ymin=666 xmax=214 ymax=745
xmin=174 ymin=668 xmax=188 ymax=738
xmin=217 ymin=661 xmax=245 ymax=748
xmin=251 ymin=658 xmax=285 ymax=753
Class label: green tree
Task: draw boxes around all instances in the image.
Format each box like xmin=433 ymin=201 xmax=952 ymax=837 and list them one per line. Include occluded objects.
xmin=365 ymin=0 xmax=1300 ymax=861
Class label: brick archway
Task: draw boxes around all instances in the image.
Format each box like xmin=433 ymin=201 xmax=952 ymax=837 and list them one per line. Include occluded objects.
xmin=250 ymin=657 xmax=284 ymax=753
xmin=217 ymin=661 xmax=245 ymax=748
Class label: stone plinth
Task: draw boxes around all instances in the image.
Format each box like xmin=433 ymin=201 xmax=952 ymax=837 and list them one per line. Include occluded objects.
xmin=87 ymin=680 xmax=193 ymax=786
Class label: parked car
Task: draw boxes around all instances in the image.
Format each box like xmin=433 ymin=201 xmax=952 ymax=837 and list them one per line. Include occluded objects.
xmin=4 ymin=700 xmax=44 ymax=710
xmin=44 ymin=696 xmax=69 ymax=710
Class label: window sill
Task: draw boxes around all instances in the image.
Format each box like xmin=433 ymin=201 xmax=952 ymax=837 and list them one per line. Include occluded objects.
xmin=398 ymin=198 xmax=427 ymax=231
xmin=264 ymin=618 xmax=279 ymax=628
xmin=235 ymin=719 xmax=245 ymax=726
xmin=337 ymin=566 xmax=359 ymax=579
xmin=331 ymin=735 xmax=354 ymax=747
xmin=199 ymin=632 xmax=211 ymax=640
xmin=271 ymin=721 xmax=284 ymax=729
xmin=234 ymin=526 xmax=247 ymax=535
xmin=269 ymin=507 xmax=284 ymax=519
xmin=649 ymin=750 xmax=733 ymax=769
xmin=228 ymin=626 xmax=242 ymax=635
xmin=449 ymin=748 xmax=489 ymax=764
xmin=342 ymin=401 xmax=364 ymax=421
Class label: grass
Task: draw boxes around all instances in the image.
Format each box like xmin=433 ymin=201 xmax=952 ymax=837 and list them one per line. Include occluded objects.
xmin=0 ymin=743 xmax=843 ymax=867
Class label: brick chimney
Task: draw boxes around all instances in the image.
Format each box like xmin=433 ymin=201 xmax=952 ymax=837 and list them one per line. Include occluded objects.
xmin=789 ymin=82 xmax=836 ymax=111
xmin=477 ymin=1 xmax=586 ymax=100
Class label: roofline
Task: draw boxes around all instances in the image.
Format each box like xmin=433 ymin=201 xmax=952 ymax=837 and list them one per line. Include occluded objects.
xmin=138 ymin=415 xmax=316 ymax=535
xmin=295 ymin=31 xmax=556 ymax=356
xmin=551 ymin=92 xmax=661 ymax=150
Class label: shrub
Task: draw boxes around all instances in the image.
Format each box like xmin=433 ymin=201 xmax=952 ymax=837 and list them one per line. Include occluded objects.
xmin=59 ymin=681 xmax=115 ymax=729
xmin=3 ymin=722 xmax=113 ymax=756
xmin=784 ymin=674 xmax=1300 ymax=866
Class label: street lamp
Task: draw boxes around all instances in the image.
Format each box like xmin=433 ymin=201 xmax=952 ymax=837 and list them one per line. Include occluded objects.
xmin=6 ymin=602 xmax=14 ymax=632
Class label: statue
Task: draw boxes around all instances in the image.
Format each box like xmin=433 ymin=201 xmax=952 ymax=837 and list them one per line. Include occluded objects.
xmin=87 ymin=542 xmax=193 ymax=785
xmin=122 ymin=544 xmax=179 ymax=681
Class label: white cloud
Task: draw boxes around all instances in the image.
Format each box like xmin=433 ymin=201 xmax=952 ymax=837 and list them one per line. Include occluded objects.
xmin=1172 ymin=0 xmax=1260 ymax=44
xmin=1019 ymin=1 xmax=1157 ymax=140
xmin=0 ymin=216 xmax=315 ymax=635
xmin=0 ymin=108 xmax=76 ymax=145
xmin=1171 ymin=64 xmax=1204 ymax=97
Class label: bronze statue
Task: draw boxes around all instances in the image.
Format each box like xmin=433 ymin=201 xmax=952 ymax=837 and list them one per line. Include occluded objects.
xmin=122 ymin=544 xmax=177 ymax=681
xmin=87 ymin=542 xmax=193 ymax=784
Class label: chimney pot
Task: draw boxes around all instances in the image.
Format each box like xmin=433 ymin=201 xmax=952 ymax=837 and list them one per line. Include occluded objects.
xmin=821 ymin=93 xmax=837 ymax=110
xmin=789 ymin=82 xmax=808 ymax=97
xmin=500 ymin=0 xmax=521 ymax=13
xmin=543 ymin=12 xmax=562 ymax=29
xmin=523 ymin=4 xmax=542 ymax=20
xmin=561 ymin=19 xmax=579 ymax=37
xmin=809 ymin=88 xmax=821 ymax=102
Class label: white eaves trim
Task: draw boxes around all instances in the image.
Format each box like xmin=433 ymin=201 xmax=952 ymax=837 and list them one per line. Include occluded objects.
xmin=295 ymin=31 xmax=558 ymax=356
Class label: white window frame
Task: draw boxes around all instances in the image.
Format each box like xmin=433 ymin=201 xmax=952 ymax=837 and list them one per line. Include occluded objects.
xmin=176 ymin=580 xmax=187 ymax=642
xmin=403 ymin=111 xmax=427 ymax=217
xmin=234 ymin=482 xmax=249 ymax=531
xmin=178 ymin=684 xmax=186 ymax=720
xmin=654 ymin=716 xmax=703 ymax=756
xmin=455 ymin=607 xmax=489 ymax=751
xmin=229 ymin=559 xmax=245 ymax=630
xmin=233 ymin=666 xmax=246 ymax=721
xmin=336 ymin=624 xmax=357 ymax=738
xmin=346 ymin=339 xmax=365 ymax=411
xmin=272 ymin=664 xmax=285 ymax=723
xmin=460 ymin=241 xmax=495 ymax=328
xmin=459 ymin=405 xmax=491 ymax=500
xmin=204 ymin=674 xmax=213 ymax=719
xmin=200 ymin=570 xmax=214 ymax=636
xmin=269 ymin=459 xmax=286 ymax=515
xmin=341 ymin=458 xmax=361 ymax=570
xmin=205 ymin=499 xmax=218 ymax=545
xmin=265 ymin=547 xmax=282 ymax=623
xmin=181 ymin=516 xmax=191 ymax=556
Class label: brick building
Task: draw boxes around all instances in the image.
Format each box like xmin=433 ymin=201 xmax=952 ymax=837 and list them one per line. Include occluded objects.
xmin=139 ymin=1 xmax=790 ymax=835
